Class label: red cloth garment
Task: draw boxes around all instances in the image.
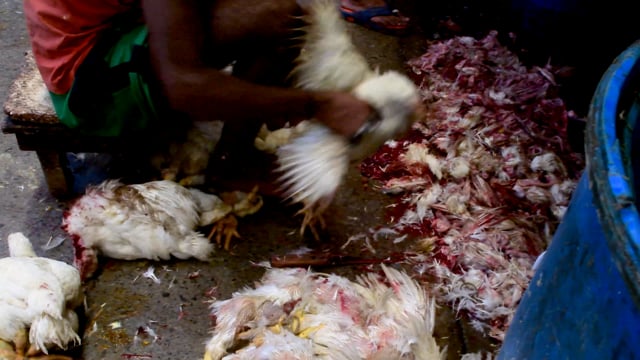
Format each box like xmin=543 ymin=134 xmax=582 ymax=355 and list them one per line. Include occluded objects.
xmin=23 ymin=0 xmax=141 ymax=94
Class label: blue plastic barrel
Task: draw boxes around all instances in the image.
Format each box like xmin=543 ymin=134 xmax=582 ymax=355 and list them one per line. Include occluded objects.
xmin=497 ymin=41 xmax=640 ymax=359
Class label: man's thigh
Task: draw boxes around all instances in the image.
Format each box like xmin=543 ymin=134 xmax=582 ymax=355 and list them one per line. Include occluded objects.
xmin=208 ymin=0 xmax=303 ymax=50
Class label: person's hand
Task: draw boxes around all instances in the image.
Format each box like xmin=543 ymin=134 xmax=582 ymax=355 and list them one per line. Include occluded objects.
xmin=312 ymin=91 xmax=373 ymax=138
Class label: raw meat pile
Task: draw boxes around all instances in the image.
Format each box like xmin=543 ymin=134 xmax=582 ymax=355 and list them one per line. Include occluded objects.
xmin=360 ymin=31 xmax=584 ymax=340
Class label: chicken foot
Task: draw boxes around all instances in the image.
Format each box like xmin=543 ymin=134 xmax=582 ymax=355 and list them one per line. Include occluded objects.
xmin=298 ymin=208 xmax=326 ymax=241
xmin=207 ymin=215 xmax=240 ymax=251
xmin=0 ymin=337 xmax=73 ymax=360
xmin=288 ymin=309 xmax=324 ymax=338
xmin=0 ymin=329 xmax=28 ymax=360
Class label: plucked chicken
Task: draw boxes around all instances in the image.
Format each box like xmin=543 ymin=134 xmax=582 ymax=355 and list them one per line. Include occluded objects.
xmin=62 ymin=179 xmax=263 ymax=280
xmin=0 ymin=232 xmax=82 ymax=359
xmin=276 ymin=0 xmax=420 ymax=239
xmin=203 ymin=264 xmax=444 ymax=360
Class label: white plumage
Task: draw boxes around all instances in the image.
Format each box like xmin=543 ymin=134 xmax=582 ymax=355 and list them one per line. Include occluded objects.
xmin=152 ymin=120 xmax=224 ymax=186
xmin=0 ymin=232 xmax=82 ymax=358
xmin=276 ymin=0 xmax=420 ymax=238
xmin=203 ymin=265 xmax=444 ymax=360
xmin=62 ymin=179 xmax=262 ymax=280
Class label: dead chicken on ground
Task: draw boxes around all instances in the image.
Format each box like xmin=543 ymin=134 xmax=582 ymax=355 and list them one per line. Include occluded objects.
xmin=151 ymin=120 xmax=224 ymax=187
xmin=273 ymin=0 xmax=420 ymax=239
xmin=0 ymin=233 xmax=82 ymax=360
xmin=62 ymin=179 xmax=262 ymax=280
xmin=203 ymin=264 xmax=444 ymax=360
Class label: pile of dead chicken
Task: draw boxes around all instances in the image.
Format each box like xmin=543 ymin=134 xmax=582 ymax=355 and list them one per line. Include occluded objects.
xmin=360 ymin=31 xmax=584 ymax=340
xmin=204 ymin=265 xmax=444 ymax=360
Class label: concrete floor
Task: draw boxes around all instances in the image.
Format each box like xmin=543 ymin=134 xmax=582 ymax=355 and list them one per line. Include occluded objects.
xmin=0 ymin=2 xmax=502 ymax=359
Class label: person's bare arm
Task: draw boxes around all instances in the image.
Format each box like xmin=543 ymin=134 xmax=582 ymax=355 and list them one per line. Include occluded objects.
xmin=142 ymin=0 xmax=370 ymax=136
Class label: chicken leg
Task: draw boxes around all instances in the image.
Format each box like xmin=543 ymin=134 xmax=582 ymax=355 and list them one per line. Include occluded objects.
xmin=297 ymin=194 xmax=333 ymax=241
xmin=0 ymin=337 xmax=73 ymax=360
xmin=207 ymin=215 xmax=240 ymax=251
xmin=0 ymin=329 xmax=29 ymax=359
xmin=298 ymin=209 xmax=326 ymax=241
xmin=0 ymin=340 xmax=16 ymax=359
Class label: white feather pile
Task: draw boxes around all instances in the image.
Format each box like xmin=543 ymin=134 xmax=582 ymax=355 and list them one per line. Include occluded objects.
xmin=203 ymin=265 xmax=444 ymax=360
xmin=0 ymin=233 xmax=82 ymax=356
xmin=359 ymin=31 xmax=583 ymax=341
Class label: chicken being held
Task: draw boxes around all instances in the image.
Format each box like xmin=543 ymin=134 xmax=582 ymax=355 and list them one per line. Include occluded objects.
xmin=0 ymin=233 xmax=82 ymax=360
xmin=62 ymin=179 xmax=263 ymax=280
xmin=276 ymin=0 xmax=420 ymax=239
xmin=203 ymin=264 xmax=443 ymax=360
xmin=254 ymin=121 xmax=309 ymax=155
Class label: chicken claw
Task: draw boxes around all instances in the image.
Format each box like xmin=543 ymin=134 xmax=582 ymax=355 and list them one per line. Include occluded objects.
xmin=0 ymin=340 xmax=15 ymax=359
xmin=0 ymin=339 xmax=73 ymax=360
xmin=0 ymin=329 xmax=29 ymax=360
xmin=207 ymin=215 xmax=240 ymax=251
xmin=299 ymin=209 xmax=326 ymax=241
xmin=221 ymin=185 xmax=263 ymax=217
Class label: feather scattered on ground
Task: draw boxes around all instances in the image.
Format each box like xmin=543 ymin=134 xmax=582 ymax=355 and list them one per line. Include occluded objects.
xmin=360 ymin=31 xmax=583 ymax=341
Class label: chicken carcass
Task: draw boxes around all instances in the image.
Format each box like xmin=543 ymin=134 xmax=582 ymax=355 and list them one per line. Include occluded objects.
xmin=152 ymin=120 xmax=224 ymax=186
xmin=276 ymin=0 xmax=420 ymax=239
xmin=203 ymin=264 xmax=443 ymax=360
xmin=62 ymin=179 xmax=263 ymax=280
xmin=0 ymin=233 xmax=82 ymax=359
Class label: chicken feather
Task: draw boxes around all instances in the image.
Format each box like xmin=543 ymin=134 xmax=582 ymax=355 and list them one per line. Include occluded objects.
xmin=276 ymin=0 xmax=420 ymax=238
xmin=203 ymin=265 xmax=443 ymax=360
xmin=0 ymin=233 xmax=82 ymax=357
xmin=292 ymin=0 xmax=372 ymax=91
xmin=62 ymin=180 xmax=226 ymax=280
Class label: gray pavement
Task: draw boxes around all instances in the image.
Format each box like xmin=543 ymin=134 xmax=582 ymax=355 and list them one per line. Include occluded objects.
xmin=0 ymin=0 xmax=72 ymax=263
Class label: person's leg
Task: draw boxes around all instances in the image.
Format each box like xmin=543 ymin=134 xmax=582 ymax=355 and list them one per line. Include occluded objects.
xmin=206 ymin=0 xmax=304 ymax=85
xmin=202 ymin=0 xmax=305 ymax=194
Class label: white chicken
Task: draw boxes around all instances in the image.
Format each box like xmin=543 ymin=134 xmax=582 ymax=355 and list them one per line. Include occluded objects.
xmin=276 ymin=0 xmax=420 ymax=239
xmin=62 ymin=179 xmax=263 ymax=280
xmin=0 ymin=233 xmax=82 ymax=359
xmin=203 ymin=264 xmax=444 ymax=360
xmin=151 ymin=120 xmax=224 ymax=187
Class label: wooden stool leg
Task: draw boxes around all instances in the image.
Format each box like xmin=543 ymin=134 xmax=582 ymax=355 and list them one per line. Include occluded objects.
xmin=35 ymin=150 xmax=71 ymax=199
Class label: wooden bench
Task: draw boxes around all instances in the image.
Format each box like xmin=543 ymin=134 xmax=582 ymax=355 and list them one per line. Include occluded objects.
xmin=2 ymin=52 xmax=165 ymax=199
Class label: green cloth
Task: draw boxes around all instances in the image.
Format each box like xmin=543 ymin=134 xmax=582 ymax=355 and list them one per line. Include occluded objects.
xmin=49 ymin=25 xmax=160 ymax=137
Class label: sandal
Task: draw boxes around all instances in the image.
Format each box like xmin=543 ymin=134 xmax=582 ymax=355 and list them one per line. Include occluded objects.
xmin=340 ymin=3 xmax=410 ymax=36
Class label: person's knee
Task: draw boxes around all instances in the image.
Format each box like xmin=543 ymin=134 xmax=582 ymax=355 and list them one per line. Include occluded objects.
xmin=208 ymin=0 xmax=303 ymax=47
